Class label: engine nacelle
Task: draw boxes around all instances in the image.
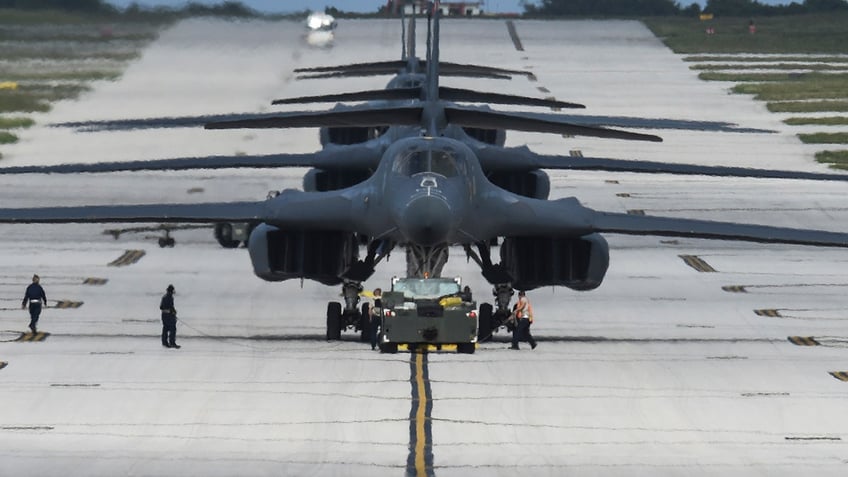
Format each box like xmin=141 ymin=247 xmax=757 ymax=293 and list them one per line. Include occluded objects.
xmin=462 ymin=127 xmax=506 ymax=147
xmin=303 ymin=168 xmax=372 ymax=192
xmin=500 ymin=233 xmax=609 ymax=291
xmin=319 ymin=126 xmax=379 ymax=146
xmin=248 ymin=223 xmax=359 ymax=286
xmin=487 ymin=170 xmax=551 ymax=199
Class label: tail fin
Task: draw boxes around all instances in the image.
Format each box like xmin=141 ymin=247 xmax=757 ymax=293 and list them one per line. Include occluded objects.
xmin=426 ymin=4 xmax=440 ymax=103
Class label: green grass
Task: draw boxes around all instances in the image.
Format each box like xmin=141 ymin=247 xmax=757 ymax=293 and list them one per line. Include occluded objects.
xmin=798 ymin=132 xmax=848 ymax=144
xmin=692 ymin=63 xmax=848 ymax=71
xmin=644 ymin=14 xmax=848 ymax=54
xmin=0 ymin=117 xmax=34 ymax=129
xmin=731 ymin=73 xmax=848 ymax=100
xmin=684 ymin=55 xmax=848 ymax=63
xmin=784 ymin=116 xmax=848 ymax=126
xmin=698 ymin=72 xmax=806 ymax=82
xmin=0 ymin=131 xmax=18 ymax=144
xmin=0 ymin=92 xmax=50 ymax=113
xmin=815 ymin=150 xmax=848 ymax=170
xmin=0 ymin=70 xmax=122 ymax=82
xmin=0 ymin=50 xmax=140 ymax=62
xmin=767 ymin=101 xmax=848 ymax=113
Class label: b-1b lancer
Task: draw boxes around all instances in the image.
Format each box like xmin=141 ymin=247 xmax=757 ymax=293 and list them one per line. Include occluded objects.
xmin=2 ymin=10 xmax=848 ymax=343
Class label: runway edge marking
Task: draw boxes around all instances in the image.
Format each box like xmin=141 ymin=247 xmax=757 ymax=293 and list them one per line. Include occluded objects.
xmin=406 ymin=350 xmax=434 ymax=477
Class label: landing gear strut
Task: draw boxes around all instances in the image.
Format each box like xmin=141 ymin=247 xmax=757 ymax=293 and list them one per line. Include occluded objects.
xmin=463 ymin=242 xmax=516 ymax=341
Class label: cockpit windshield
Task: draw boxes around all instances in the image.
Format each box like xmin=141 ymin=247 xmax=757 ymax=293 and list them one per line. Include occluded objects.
xmin=392 ymin=147 xmax=460 ymax=177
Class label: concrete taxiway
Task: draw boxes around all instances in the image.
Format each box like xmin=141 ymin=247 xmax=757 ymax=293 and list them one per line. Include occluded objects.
xmin=1 ymin=18 xmax=848 ymax=476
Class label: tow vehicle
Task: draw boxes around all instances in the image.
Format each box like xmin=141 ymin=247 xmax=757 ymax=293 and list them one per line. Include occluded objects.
xmin=377 ymin=276 xmax=477 ymax=354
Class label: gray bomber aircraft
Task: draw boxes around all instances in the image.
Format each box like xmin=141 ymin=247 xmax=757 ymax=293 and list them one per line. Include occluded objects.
xmin=3 ymin=10 xmax=848 ymax=342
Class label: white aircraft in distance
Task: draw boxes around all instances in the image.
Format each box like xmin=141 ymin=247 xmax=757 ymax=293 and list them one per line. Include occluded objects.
xmin=306 ymin=11 xmax=337 ymax=31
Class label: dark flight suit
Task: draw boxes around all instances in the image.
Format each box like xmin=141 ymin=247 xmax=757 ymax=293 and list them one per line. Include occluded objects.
xmin=22 ymin=283 xmax=47 ymax=333
xmin=160 ymin=292 xmax=178 ymax=348
xmin=370 ymin=298 xmax=382 ymax=350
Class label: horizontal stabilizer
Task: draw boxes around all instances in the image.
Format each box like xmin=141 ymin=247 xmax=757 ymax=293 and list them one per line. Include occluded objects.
xmin=445 ymin=106 xmax=663 ymax=142
xmin=272 ymin=88 xmax=422 ymax=105
xmin=294 ymin=60 xmax=533 ymax=79
xmin=205 ymin=106 xmax=423 ymax=130
xmin=297 ymin=69 xmax=510 ymax=80
xmin=592 ymin=211 xmax=848 ymax=248
xmin=476 ymin=147 xmax=848 ymax=181
xmin=272 ymin=86 xmax=583 ymax=109
xmin=439 ymin=87 xmax=584 ymax=109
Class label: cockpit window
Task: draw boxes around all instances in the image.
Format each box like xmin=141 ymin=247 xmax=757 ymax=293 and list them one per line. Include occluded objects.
xmin=392 ymin=148 xmax=460 ymax=177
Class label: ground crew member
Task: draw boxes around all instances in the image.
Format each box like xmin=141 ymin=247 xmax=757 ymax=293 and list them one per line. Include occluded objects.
xmin=510 ymin=290 xmax=537 ymax=350
xmin=22 ymin=274 xmax=46 ymax=334
xmin=160 ymin=284 xmax=180 ymax=349
xmin=370 ymin=288 xmax=382 ymax=350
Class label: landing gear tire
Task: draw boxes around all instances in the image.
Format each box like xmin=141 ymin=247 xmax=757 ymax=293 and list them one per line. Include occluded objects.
xmin=457 ymin=342 xmax=476 ymax=354
xmin=158 ymin=237 xmax=175 ymax=248
xmin=214 ymin=223 xmax=241 ymax=249
xmin=326 ymin=302 xmax=342 ymax=341
xmin=378 ymin=337 xmax=398 ymax=354
xmin=359 ymin=303 xmax=370 ymax=342
xmin=477 ymin=303 xmax=493 ymax=342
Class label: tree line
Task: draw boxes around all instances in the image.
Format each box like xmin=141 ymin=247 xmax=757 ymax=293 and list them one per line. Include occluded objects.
xmin=522 ymin=0 xmax=848 ymax=16
xmin=0 ymin=0 xmax=259 ymax=17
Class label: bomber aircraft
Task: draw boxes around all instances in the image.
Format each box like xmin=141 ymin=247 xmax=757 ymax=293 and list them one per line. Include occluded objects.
xmin=2 ymin=9 xmax=848 ymax=343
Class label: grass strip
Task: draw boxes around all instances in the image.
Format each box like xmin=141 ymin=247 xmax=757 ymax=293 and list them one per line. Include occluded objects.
xmin=684 ymin=55 xmax=848 ymax=63
xmin=767 ymin=101 xmax=848 ymax=113
xmin=699 ymin=72 xmax=805 ymax=82
xmin=732 ymin=74 xmax=848 ymax=100
xmin=692 ymin=63 xmax=848 ymax=71
xmin=798 ymin=132 xmax=848 ymax=144
xmin=784 ymin=116 xmax=848 ymax=126
xmin=0 ymin=131 xmax=17 ymax=144
xmin=0 ymin=92 xmax=50 ymax=113
xmin=0 ymin=117 xmax=34 ymax=129
xmin=0 ymin=70 xmax=122 ymax=82
xmin=815 ymin=150 xmax=848 ymax=170
xmin=644 ymin=14 xmax=848 ymax=54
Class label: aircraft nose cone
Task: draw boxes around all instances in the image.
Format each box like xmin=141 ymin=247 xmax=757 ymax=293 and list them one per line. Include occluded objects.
xmin=400 ymin=196 xmax=452 ymax=246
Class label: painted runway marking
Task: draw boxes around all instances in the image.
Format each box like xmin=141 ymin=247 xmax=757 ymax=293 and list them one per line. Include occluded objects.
xmin=679 ymin=255 xmax=717 ymax=272
xmin=0 ymin=361 xmax=7 ymax=370
xmin=505 ymin=20 xmax=524 ymax=51
xmin=829 ymin=371 xmax=848 ymax=382
xmin=755 ymin=309 xmax=782 ymax=317
xmin=406 ymin=350 xmax=434 ymax=477
xmin=55 ymin=300 xmax=83 ymax=309
xmin=16 ymin=332 xmax=48 ymax=342
xmin=108 ymin=249 xmax=146 ymax=267
xmin=83 ymin=277 xmax=108 ymax=285
xmin=788 ymin=336 xmax=820 ymax=346
xmin=569 ymin=149 xmax=583 ymax=157
xmin=722 ymin=285 xmax=747 ymax=293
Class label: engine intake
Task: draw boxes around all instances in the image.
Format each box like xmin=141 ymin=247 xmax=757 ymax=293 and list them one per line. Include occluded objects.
xmin=487 ymin=170 xmax=550 ymax=199
xmin=500 ymin=233 xmax=609 ymax=291
xmin=248 ymin=224 xmax=359 ymax=286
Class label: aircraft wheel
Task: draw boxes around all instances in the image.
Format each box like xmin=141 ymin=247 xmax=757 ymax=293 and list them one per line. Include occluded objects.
xmin=158 ymin=237 xmax=175 ymax=248
xmin=379 ymin=340 xmax=398 ymax=354
xmin=214 ymin=223 xmax=240 ymax=249
xmin=326 ymin=302 xmax=342 ymax=341
xmin=457 ymin=342 xmax=475 ymax=354
xmin=359 ymin=303 xmax=370 ymax=342
xmin=477 ymin=303 xmax=493 ymax=342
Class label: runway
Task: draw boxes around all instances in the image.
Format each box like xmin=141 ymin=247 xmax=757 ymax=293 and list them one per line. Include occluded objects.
xmin=1 ymin=18 xmax=848 ymax=476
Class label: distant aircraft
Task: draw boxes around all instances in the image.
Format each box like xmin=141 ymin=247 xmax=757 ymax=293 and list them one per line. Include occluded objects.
xmin=305 ymin=11 xmax=337 ymax=31
xmin=2 ymin=8 xmax=848 ymax=343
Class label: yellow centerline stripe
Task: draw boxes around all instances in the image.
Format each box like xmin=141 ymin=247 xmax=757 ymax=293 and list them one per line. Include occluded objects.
xmin=415 ymin=351 xmax=426 ymax=477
